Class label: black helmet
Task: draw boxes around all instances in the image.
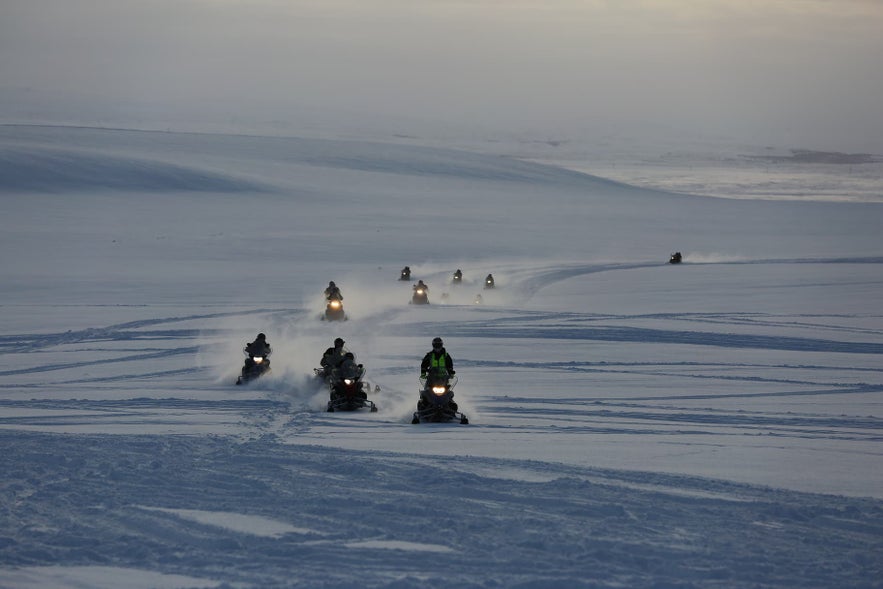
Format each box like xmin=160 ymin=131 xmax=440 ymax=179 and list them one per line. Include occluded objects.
xmin=257 ymin=333 xmax=266 ymax=340
xmin=334 ymin=337 xmax=344 ymax=347
xmin=432 ymin=337 xmax=443 ymax=349
xmin=344 ymin=352 xmax=355 ymax=359
xmin=329 ymin=281 xmax=336 ymax=287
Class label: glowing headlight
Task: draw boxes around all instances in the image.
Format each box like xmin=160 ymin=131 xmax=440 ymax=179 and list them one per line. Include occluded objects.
xmin=344 ymin=379 xmax=354 ymax=385
xmin=253 ymin=357 xmax=264 ymax=364
xmin=416 ymin=289 xmax=425 ymax=295
xmin=329 ymin=300 xmax=341 ymax=309
xmin=432 ymin=385 xmax=447 ymax=396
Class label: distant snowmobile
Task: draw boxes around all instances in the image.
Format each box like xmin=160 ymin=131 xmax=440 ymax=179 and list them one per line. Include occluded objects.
xmin=484 ymin=274 xmax=495 ymax=289
xmin=399 ymin=266 xmax=411 ymax=281
xmin=669 ymin=252 xmax=683 ymax=264
xmin=411 ymin=282 xmax=430 ymax=305
xmin=452 ymin=269 xmax=463 ymax=284
xmin=412 ymin=369 xmax=468 ymax=424
xmin=323 ymin=294 xmax=346 ymax=321
xmin=236 ymin=348 xmax=271 ymax=385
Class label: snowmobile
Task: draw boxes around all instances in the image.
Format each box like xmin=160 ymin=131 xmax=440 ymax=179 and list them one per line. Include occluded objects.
xmin=411 ymin=285 xmax=429 ymax=305
xmin=236 ymin=348 xmax=271 ymax=385
xmin=323 ymin=294 xmax=346 ymax=321
xmin=452 ymin=269 xmax=463 ymax=284
xmin=484 ymin=274 xmax=495 ymax=289
xmin=399 ymin=266 xmax=411 ymax=281
xmin=669 ymin=252 xmax=683 ymax=264
xmin=412 ymin=369 xmax=468 ymax=424
xmin=325 ymin=363 xmax=378 ymax=413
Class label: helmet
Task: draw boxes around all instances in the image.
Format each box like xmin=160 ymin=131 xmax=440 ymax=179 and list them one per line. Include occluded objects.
xmin=257 ymin=333 xmax=266 ymax=340
xmin=344 ymin=352 xmax=355 ymax=359
xmin=329 ymin=281 xmax=336 ymax=287
xmin=334 ymin=337 xmax=344 ymax=347
xmin=432 ymin=337 xmax=443 ymax=349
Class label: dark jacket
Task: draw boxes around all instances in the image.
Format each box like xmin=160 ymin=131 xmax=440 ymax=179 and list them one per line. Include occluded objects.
xmin=321 ymin=346 xmax=347 ymax=372
xmin=246 ymin=339 xmax=271 ymax=357
xmin=421 ymin=348 xmax=454 ymax=376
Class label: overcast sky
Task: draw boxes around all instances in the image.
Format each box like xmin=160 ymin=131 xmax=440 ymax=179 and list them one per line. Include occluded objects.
xmin=2 ymin=0 xmax=882 ymax=150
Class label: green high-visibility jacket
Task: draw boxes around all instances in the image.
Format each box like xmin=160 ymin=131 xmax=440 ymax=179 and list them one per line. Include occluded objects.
xmin=421 ymin=349 xmax=453 ymax=375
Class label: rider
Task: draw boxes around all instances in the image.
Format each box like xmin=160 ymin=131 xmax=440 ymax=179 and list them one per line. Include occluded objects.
xmin=485 ymin=274 xmax=495 ymax=288
xmin=453 ymin=269 xmax=463 ymax=282
xmin=324 ymin=281 xmax=343 ymax=300
xmin=400 ymin=266 xmax=411 ymax=280
xmin=320 ymin=337 xmax=347 ymax=378
xmin=332 ymin=352 xmax=367 ymax=400
xmin=420 ymin=337 xmax=454 ymax=377
xmin=419 ymin=337 xmax=456 ymax=411
xmin=243 ymin=333 xmax=271 ymax=373
xmin=338 ymin=352 xmax=362 ymax=377
xmin=413 ymin=279 xmax=428 ymax=293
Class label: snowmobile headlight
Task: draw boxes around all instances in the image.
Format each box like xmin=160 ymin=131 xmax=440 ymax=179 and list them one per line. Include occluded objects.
xmin=253 ymin=357 xmax=264 ymax=364
xmin=329 ymin=300 xmax=341 ymax=309
xmin=431 ymin=385 xmax=447 ymax=396
xmin=344 ymin=378 xmax=354 ymax=385
xmin=417 ymin=289 xmax=425 ymax=295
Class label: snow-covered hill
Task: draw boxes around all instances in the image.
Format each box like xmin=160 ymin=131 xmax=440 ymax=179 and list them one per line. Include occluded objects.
xmin=2 ymin=125 xmax=882 ymax=588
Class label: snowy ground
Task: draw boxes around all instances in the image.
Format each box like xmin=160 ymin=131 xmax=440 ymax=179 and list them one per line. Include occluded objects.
xmin=2 ymin=124 xmax=882 ymax=588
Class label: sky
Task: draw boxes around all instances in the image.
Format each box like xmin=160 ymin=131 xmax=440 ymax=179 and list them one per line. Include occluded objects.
xmin=2 ymin=0 xmax=883 ymax=151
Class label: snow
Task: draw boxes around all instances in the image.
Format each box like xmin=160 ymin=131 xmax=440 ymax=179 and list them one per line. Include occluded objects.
xmin=0 ymin=566 xmax=221 ymax=589
xmin=2 ymin=124 xmax=882 ymax=588
xmin=135 ymin=507 xmax=321 ymax=538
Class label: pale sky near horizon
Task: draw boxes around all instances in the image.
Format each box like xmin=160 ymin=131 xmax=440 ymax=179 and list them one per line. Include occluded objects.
xmin=2 ymin=0 xmax=882 ymax=150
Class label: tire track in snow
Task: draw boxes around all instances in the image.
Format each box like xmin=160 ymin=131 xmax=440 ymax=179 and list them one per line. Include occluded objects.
xmin=503 ymin=255 xmax=883 ymax=301
xmin=414 ymin=321 xmax=883 ymax=354
xmin=0 ymin=308 xmax=299 ymax=354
